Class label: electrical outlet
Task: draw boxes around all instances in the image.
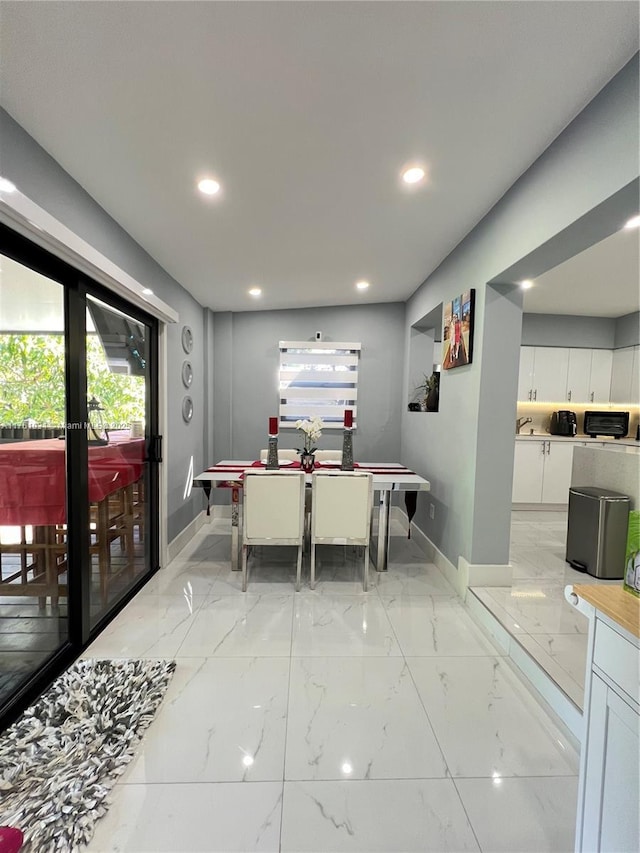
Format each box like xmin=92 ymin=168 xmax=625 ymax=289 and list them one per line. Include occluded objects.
xmin=429 ymin=503 xmax=435 ymax=519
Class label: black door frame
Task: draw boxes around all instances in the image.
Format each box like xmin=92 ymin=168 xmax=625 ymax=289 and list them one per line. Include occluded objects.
xmin=0 ymin=223 xmax=160 ymax=729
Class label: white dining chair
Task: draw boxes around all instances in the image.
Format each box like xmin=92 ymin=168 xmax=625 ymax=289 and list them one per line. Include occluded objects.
xmin=310 ymin=471 xmax=373 ymax=591
xmin=259 ymin=448 xmax=299 ymax=463
xmin=241 ymin=470 xmax=306 ymax=591
xmin=314 ymin=450 xmax=343 ymax=463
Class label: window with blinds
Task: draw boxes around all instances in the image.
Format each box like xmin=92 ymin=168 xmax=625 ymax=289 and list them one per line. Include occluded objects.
xmin=279 ymin=340 xmax=361 ymax=428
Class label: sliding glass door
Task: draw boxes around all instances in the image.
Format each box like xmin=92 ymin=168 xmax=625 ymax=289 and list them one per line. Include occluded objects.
xmin=0 ymin=254 xmax=69 ymax=708
xmin=0 ymin=225 xmax=160 ymax=725
xmin=85 ymin=295 xmax=157 ymax=626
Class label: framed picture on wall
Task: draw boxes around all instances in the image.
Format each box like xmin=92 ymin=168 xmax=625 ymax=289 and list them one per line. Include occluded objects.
xmin=442 ymin=289 xmax=475 ymax=370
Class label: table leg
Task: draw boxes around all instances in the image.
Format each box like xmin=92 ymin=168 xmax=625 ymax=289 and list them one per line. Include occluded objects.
xmin=376 ymin=490 xmax=391 ymax=572
xmin=202 ymin=482 xmax=212 ymax=515
xmin=231 ymin=487 xmax=240 ymax=571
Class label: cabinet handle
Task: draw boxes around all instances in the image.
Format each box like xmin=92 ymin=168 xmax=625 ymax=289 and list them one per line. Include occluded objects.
xmin=528 ymin=389 xmax=532 ymax=401
xmin=567 ymin=390 xmax=571 ymax=402
xmin=590 ymin=392 xmax=594 ymax=402
xmin=533 ymin=389 xmax=537 ymax=401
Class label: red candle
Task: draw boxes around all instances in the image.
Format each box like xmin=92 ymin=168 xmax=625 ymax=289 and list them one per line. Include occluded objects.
xmin=344 ymin=409 xmax=353 ymax=428
xmin=269 ymin=417 xmax=278 ymax=435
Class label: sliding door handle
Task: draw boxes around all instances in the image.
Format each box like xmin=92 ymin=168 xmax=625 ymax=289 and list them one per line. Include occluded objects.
xmin=148 ymin=435 xmax=163 ymax=464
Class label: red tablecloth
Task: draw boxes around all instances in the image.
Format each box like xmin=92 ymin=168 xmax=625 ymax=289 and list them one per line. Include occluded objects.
xmin=0 ymin=438 xmax=145 ymax=526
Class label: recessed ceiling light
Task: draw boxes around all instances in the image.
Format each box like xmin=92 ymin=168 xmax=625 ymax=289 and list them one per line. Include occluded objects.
xmin=520 ymin=280 xmax=534 ymax=289
xmin=624 ymin=214 xmax=640 ymax=229
xmin=197 ymin=178 xmax=221 ymax=196
xmin=0 ymin=177 xmax=17 ymax=193
xmin=248 ymin=287 xmax=262 ymax=297
xmin=402 ymin=166 xmax=425 ymax=185
xmin=356 ymin=280 xmax=370 ymax=291
xmin=142 ymin=288 xmax=153 ymax=296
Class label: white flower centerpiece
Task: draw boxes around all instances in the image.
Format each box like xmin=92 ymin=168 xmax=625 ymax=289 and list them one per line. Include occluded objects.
xmin=295 ymin=416 xmax=324 ymax=471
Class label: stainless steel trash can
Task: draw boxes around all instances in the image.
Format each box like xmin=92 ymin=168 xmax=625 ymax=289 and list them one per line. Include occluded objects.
xmin=566 ymin=486 xmax=630 ymax=579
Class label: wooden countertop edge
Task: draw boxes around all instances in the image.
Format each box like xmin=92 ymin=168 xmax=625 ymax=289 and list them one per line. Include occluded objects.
xmin=573 ymin=584 xmax=640 ymax=639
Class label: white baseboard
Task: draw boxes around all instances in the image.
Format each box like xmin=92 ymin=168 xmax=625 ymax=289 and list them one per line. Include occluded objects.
xmin=404 ymin=516 xmax=462 ymax=596
xmin=211 ymin=504 xmax=232 ymax=519
xmin=404 ymin=517 xmax=434 ymax=560
xmin=512 ymin=503 xmax=568 ymax=512
xmin=399 ymin=511 xmax=510 ymax=599
xmin=458 ymin=556 xmax=513 ymax=590
xmin=167 ymin=510 xmax=207 ymax=563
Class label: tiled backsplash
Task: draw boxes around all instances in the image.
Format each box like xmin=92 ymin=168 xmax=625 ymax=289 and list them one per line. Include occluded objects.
xmin=515 ymin=402 xmax=640 ymax=437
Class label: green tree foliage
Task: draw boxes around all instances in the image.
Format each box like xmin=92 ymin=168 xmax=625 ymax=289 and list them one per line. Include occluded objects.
xmin=0 ymin=334 xmax=145 ymax=426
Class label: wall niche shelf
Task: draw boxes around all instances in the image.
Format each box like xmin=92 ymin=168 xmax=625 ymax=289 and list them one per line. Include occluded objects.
xmin=408 ymin=304 xmax=443 ymax=413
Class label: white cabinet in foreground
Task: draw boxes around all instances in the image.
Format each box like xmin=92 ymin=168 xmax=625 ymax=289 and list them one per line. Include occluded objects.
xmin=568 ymin=586 xmax=640 ymax=853
xmin=581 ymin=674 xmax=639 ymax=852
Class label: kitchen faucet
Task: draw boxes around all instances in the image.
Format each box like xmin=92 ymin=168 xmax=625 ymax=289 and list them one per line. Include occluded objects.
xmin=516 ymin=416 xmax=533 ymax=434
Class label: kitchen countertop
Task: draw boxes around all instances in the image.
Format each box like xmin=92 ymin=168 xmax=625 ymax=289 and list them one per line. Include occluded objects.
xmin=516 ymin=434 xmax=640 ymax=448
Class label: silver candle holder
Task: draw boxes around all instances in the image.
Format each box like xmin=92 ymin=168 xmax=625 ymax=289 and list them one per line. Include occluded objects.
xmin=266 ymin=434 xmax=279 ymax=469
xmin=341 ymin=427 xmax=354 ymax=471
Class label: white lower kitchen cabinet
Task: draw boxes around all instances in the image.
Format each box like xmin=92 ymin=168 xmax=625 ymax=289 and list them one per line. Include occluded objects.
xmin=541 ymin=441 xmax=575 ymax=502
xmin=512 ymin=439 xmax=575 ymax=504
xmin=512 ymin=441 xmax=545 ymax=502
xmin=569 ymin=587 xmax=640 ymax=853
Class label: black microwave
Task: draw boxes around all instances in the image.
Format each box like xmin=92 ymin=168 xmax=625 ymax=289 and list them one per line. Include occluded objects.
xmin=583 ymin=410 xmax=629 ymax=439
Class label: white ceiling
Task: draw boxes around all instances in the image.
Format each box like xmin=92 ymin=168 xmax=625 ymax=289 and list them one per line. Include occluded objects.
xmin=524 ymin=226 xmax=640 ymax=318
xmin=0 ymin=2 xmax=638 ymax=313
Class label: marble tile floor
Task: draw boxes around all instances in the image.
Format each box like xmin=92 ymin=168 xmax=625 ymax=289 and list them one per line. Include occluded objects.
xmin=81 ymin=517 xmax=579 ymax=853
xmin=471 ymin=510 xmax=620 ymax=710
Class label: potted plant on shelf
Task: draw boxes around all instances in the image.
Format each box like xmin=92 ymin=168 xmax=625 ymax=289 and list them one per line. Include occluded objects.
xmin=409 ymin=372 xmax=440 ymax=412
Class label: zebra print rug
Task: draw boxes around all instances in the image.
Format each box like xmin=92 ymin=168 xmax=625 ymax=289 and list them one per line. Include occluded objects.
xmin=0 ymin=658 xmax=175 ymax=852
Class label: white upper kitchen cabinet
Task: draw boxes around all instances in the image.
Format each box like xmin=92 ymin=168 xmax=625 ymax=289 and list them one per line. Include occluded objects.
xmin=517 ymin=346 xmax=536 ymax=401
xmin=518 ymin=346 xmax=613 ymax=403
xmin=566 ymin=349 xmax=592 ymax=403
xmin=588 ymin=349 xmax=613 ymax=403
xmin=632 ymin=345 xmax=640 ymax=404
xmin=531 ymin=347 xmax=570 ymax=402
xmin=609 ymin=346 xmax=636 ymax=403
xmin=517 ymin=346 xmax=570 ymax=402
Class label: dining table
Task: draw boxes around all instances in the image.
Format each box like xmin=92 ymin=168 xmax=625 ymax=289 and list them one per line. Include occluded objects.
xmin=193 ymin=460 xmax=430 ymax=573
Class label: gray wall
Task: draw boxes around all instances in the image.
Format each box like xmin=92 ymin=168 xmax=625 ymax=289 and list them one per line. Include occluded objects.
xmin=615 ymin=311 xmax=640 ymax=348
xmin=0 ymin=108 xmax=206 ymax=542
xmin=402 ymin=54 xmax=639 ymax=569
xmin=212 ymin=302 xmax=405 ymax=463
xmin=521 ymin=314 xmax=616 ymax=348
